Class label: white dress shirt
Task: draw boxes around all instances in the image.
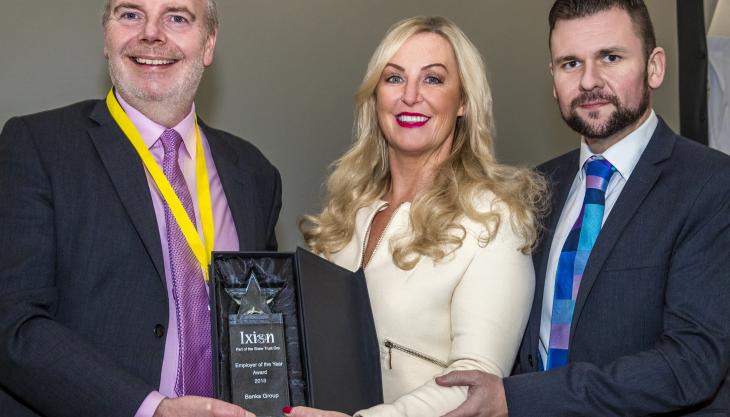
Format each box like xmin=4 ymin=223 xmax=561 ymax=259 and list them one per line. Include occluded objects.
xmin=538 ymin=111 xmax=659 ymax=366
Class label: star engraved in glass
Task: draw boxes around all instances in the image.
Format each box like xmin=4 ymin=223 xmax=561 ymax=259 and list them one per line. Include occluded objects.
xmin=225 ymin=271 xmax=280 ymax=315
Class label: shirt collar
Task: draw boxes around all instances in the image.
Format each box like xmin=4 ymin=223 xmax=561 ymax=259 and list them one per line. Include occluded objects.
xmin=114 ymin=91 xmax=197 ymax=159
xmin=578 ymin=110 xmax=658 ymax=180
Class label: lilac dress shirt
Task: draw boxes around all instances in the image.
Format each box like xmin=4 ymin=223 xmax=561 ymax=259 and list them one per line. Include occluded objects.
xmin=114 ymin=94 xmax=239 ymax=417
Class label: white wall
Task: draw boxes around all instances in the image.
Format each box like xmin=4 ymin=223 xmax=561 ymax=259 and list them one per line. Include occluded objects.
xmin=709 ymin=0 xmax=730 ymax=36
xmin=0 ymin=1 xmax=679 ymax=250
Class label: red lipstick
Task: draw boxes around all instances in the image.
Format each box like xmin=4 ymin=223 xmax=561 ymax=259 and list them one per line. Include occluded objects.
xmin=396 ymin=112 xmax=430 ymax=128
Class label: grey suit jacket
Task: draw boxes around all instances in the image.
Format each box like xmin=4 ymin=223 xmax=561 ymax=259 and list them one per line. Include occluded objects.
xmin=504 ymin=118 xmax=730 ymax=416
xmin=0 ymin=100 xmax=282 ymax=417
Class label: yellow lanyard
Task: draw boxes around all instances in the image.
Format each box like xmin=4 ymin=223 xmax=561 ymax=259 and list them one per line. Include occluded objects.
xmin=106 ymin=89 xmax=215 ymax=282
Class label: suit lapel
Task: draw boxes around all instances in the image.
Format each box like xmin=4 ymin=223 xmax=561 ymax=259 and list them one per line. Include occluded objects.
xmin=527 ymin=151 xmax=581 ymax=349
xmin=87 ymin=101 xmax=165 ymax=283
xmin=202 ymin=123 xmax=257 ymax=250
xmin=570 ymin=119 xmax=676 ymax=339
xmin=536 ymin=154 xmax=580 ymax=284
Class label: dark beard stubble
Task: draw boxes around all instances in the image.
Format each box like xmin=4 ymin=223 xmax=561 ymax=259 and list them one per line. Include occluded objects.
xmin=562 ymin=80 xmax=650 ymax=140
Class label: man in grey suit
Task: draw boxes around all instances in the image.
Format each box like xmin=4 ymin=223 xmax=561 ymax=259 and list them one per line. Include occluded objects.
xmin=437 ymin=0 xmax=730 ymax=415
xmin=0 ymin=0 xmax=279 ymax=416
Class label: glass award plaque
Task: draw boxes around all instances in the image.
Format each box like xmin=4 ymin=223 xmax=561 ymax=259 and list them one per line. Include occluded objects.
xmin=209 ymin=249 xmax=383 ymax=417
xmin=225 ymin=272 xmax=289 ymax=415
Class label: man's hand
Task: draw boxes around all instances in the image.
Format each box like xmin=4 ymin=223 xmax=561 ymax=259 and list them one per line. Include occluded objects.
xmin=284 ymin=405 xmax=349 ymax=417
xmin=153 ymin=396 xmax=255 ymax=417
xmin=435 ymin=370 xmax=507 ymax=417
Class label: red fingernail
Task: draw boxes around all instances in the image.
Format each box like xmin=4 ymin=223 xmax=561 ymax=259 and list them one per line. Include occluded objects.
xmin=283 ymin=406 xmax=293 ymax=414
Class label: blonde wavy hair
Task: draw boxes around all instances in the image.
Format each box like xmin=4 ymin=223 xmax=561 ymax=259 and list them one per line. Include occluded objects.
xmin=301 ymin=16 xmax=547 ymax=270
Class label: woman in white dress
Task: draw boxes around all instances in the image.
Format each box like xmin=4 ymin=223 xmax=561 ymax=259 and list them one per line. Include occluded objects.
xmin=292 ymin=16 xmax=547 ymax=417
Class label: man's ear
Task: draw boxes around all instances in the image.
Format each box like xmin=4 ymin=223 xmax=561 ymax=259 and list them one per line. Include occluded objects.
xmin=203 ymin=30 xmax=218 ymax=67
xmin=549 ymin=61 xmax=557 ymax=99
xmin=647 ymin=46 xmax=666 ymax=89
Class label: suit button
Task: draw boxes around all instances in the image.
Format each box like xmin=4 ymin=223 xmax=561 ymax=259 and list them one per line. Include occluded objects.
xmin=154 ymin=324 xmax=166 ymax=338
xmin=528 ymin=354 xmax=534 ymax=368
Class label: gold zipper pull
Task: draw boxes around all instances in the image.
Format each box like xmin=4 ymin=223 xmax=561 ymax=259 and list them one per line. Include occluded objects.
xmin=384 ymin=340 xmax=393 ymax=369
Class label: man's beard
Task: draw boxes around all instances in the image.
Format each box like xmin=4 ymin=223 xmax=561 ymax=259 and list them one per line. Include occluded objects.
xmin=561 ymin=83 xmax=650 ymax=139
xmin=108 ymin=46 xmax=204 ymax=106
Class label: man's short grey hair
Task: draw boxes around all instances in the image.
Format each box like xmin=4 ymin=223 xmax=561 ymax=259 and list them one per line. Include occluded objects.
xmin=102 ymin=0 xmax=219 ymax=36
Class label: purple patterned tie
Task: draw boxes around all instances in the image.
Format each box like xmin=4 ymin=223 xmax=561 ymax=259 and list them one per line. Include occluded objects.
xmin=159 ymin=129 xmax=213 ymax=397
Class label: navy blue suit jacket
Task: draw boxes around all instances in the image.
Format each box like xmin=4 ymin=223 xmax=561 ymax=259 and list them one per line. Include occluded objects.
xmin=504 ymin=118 xmax=730 ymax=416
xmin=0 ymin=100 xmax=282 ymax=417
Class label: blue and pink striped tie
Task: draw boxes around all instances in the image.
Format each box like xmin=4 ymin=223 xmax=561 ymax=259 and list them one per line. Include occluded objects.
xmin=546 ymin=155 xmax=616 ymax=370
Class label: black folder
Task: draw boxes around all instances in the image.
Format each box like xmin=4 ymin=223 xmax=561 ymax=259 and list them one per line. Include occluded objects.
xmin=209 ymin=247 xmax=383 ymax=415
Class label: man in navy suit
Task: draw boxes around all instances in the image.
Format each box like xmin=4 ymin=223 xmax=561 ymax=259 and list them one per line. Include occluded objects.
xmin=437 ymin=1 xmax=730 ymax=415
xmin=0 ymin=1 xmax=279 ymax=416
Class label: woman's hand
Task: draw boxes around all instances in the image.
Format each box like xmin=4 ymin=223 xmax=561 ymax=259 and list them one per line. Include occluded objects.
xmin=283 ymin=405 xmax=350 ymax=417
